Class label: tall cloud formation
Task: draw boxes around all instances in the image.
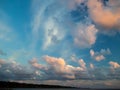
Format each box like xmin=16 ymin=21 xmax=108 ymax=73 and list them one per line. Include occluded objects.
xmin=88 ymin=0 xmax=120 ymax=32
xmin=90 ymin=48 xmax=111 ymax=61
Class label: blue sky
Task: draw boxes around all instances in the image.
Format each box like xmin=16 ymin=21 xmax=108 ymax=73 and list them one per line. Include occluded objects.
xmin=0 ymin=0 xmax=120 ymax=88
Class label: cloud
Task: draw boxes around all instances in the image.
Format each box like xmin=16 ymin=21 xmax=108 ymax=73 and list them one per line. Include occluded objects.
xmin=90 ymin=48 xmax=111 ymax=61
xmin=94 ymin=55 xmax=105 ymax=61
xmin=1 ymin=56 xmax=120 ymax=82
xmin=31 ymin=0 xmax=99 ymax=52
xmin=109 ymin=61 xmax=120 ymax=69
xmin=90 ymin=63 xmax=94 ymax=69
xmin=0 ymin=59 xmax=38 ymax=81
xmin=31 ymin=0 xmax=67 ymax=50
xmin=78 ymin=59 xmax=86 ymax=70
xmin=30 ymin=55 xmax=87 ymax=80
xmin=43 ymin=18 xmax=65 ymax=50
xmin=43 ymin=56 xmax=88 ymax=79
xmin=87 ymin=0 xmax=120 ymax=32
xmin=38 ymin=79 xmax=120 ymax=89
xmin=29 ymin=55 xmax=120 ymax=80
xmin=29 ymin=58 xmax=45 ymax=69
xmin=73 ymin=23 xmax=98 ymax=48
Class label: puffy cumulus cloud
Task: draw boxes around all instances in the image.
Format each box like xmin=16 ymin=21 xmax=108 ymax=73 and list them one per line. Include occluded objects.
xmin=1 ymin=57 xmax=120 ymax=82
xmin=90 ymin=48 xmax=111 ymax=61
xmin=43 ymin=56 xmax=88 ymax=79
xmin=30 ymin=56 xmax=88 ymax=80
xmin=109 ymin=61 xmax=120 ymax=69
xmin=29 ymin=56 xmax=120 ymax=80
xmin=73 ymin=23 xmax=98 ymax=48
xmin=87 ymin=0 xmax=120 ymax=32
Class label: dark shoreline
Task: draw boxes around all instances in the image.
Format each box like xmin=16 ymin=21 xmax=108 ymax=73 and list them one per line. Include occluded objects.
xmin=0 ymin=81 xmax=120 ymax=90
xmin=0 ymin=81 xmax=75 ymax=88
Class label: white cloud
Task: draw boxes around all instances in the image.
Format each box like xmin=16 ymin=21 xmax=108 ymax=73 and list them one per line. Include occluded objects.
xmin=73 ymin=23 xmax=98 ymax=48
xmin=43 ymin=18 xmax=65 ymax=50
xmin=90 ymin=48 xmax=111 ymax=61
xmin=31 ymin=0 xmax=67 ymax=50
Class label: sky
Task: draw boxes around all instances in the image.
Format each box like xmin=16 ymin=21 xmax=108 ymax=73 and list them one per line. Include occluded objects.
xmin=0 ymin=0 xmax=120 ymax=89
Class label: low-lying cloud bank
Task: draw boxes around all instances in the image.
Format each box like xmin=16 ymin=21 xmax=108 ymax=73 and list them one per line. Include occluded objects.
xmin=1 ymin=55 xmax=119 ymax=81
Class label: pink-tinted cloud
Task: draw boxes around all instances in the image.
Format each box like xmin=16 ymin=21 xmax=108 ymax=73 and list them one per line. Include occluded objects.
xmin=88 ymin=0 xmax=120 ymax=31
xmin=29 ymin=58 xmax=45 ymax=69
xmin=109 ymin=61 xmax=120 ymax=69
xmin=43 ymin=56 xmax=87 ymax=79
